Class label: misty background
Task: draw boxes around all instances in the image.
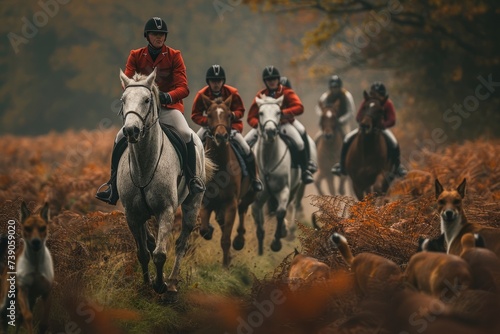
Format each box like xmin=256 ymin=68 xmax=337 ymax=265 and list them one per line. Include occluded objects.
xmin=1 ymin=0 xmax=499 ymax=151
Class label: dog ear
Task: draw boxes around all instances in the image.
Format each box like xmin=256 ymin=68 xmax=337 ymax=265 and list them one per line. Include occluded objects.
xmin=293 ymin=248 xmax=299 ymax=257
xmin=20 ymin=201 xmax=31 ymax=224
xmin=457 ymin=178 xmax=466 ymax=198
xmin=40 ymin=202 xmax=50 ymax=223
xmin=435 ymin=179 xmax=444 ymax=199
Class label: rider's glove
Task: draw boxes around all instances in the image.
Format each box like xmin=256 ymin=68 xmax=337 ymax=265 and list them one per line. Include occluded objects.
xmin=159 ymin=92 xmax=172 ymax=105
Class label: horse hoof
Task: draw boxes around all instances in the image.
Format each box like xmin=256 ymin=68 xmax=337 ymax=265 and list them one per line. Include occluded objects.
xmin=160 ymin=290 xmax=179 ymax=304
xmin=152 ymin=281 xmax=167 ymax=294
xmin=271 ymin=240 xmax=282 ymax=252
xmin=232 ymin=236 xmax=245 ymax=251
xmin=200 ymin=225 xmax=214 ymax=240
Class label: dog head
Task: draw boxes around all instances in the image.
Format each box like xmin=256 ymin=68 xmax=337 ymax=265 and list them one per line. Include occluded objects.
xmin=435 ymin=178 xmax=466 ymax=225
xmin=20 ymin=201 xmax=50 ymax=252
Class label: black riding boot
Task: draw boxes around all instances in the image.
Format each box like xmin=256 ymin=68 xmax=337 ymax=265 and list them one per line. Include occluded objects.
xmin=244 ymin=153 xmax=263 ymax=192
xmin=186 ymin=137 xmax=206 ymax=194
xmin=300 ymin=132 xmax=317 ymax=173
xmin=298 ymin=148 xmax=314 ymax=184
xmin=331 ymin=138 xmax=351 ymax=176
xmin=95 ymin=137 xmax=128 ymax=205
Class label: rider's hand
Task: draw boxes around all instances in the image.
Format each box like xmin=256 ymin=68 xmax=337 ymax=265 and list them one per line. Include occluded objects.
xmin=159 ymin=92 xmax=172 ymax=105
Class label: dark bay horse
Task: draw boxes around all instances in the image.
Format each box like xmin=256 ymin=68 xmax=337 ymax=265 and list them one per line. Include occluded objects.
xmin=198 ymin=95 xmax=256 ymax=267
xmin=346 ymin=91 xmax=393 ymax=200
xmin=314 ymin=99 xmax=347 ymax=196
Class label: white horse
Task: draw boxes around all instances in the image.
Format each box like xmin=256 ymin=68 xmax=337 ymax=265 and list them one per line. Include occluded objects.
xmin=117 ymin=68 xmax=214 ymax=299
xmin=251 ymin=95 xmax=302 ymax=255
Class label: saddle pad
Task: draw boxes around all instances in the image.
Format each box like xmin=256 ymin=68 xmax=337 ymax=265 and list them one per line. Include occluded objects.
xmin=229 ymin=141 xmax=249 ymax=177
xmin=160 ymin=124 xmax=185 ymax=167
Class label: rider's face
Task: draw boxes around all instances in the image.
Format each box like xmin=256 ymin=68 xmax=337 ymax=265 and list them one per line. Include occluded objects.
xmin=369 ymin=89 xmax=383 ymax=101
xmin=330 ymin=85 xmax=340 ymax=94
xmin=265 ymin=78 xmax=279 ymax=90
xmin=148 ymin=32 xmax=166 ymax=48
xmin=208 ymin=79 xmax=224 ymax=93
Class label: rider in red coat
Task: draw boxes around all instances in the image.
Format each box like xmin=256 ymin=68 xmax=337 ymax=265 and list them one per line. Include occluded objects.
xmin=245 ymin=66 xmax=316 ymax=184
xmin=191 ymin=65 xmax=263 ymax=192
xmin=331 ymin=82 xmax=408 ymax=178
xmin=96 ymin=17 xmax=204 ymax=205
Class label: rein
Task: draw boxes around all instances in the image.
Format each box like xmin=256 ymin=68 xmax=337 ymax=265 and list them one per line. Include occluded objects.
xmin=257 ymin=116 xmax=288 ymax=178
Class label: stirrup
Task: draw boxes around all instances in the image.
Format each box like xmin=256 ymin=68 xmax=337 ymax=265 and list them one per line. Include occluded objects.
xmin=302 ymin=171 xmax=314 ymax=184
xmin=308 ymin=160 xmax=318 ymax=174
xmin=95 ymin=183 xmax=118 ymax=205
xmin=331 ymin=163 xmax=343 ymax=176
xmin=252 ymin=178 xmax=263 ymax=192
xmin=189 ymin=177 xmax=206 ymax=194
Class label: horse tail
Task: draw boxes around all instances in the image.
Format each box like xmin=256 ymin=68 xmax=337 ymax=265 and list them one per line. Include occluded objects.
xmin=204 ymin=156 xmax=217 ymax=184
xmin=330 ymin=232 xmax=354 ymax=266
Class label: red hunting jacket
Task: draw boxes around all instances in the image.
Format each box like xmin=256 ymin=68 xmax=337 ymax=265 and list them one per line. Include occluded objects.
xmin=124 ymin=45 xmax=189 ymax=113
xmin=356 ymin=98 xmax=396 ymax=129
xmin=191 ymin=85 xmax=245 ymax=133
xmin=247 ymin=86 xmax=304 ymax=129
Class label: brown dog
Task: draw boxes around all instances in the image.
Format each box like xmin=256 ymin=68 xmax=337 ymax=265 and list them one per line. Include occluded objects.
xmin=330 ymin=233 xmax=401 ymax=296
xmin=0 ymin=202 xmax=54 ymax=334
xmin=287 ymin=249 xmax=331 ymax=292
xmin=460 ymin=233 xmax=500 ymax=292
xmin=405 ymin=250 xmax=472 ymax=301
xmin=436 ymin=178 xmax=500 ymax=257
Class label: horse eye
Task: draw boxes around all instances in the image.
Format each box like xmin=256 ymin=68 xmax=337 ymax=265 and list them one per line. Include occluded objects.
xmin=145 ymin=98 xmax=150 ymax=104
xmin=259 ymin=112 xmax=264 ymax=116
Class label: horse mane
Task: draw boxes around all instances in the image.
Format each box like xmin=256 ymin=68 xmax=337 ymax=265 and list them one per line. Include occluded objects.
xmin=213 ymin=97 xmax=224 ymax=105
xmin=130 ymin=72 xmax=160 ymax=105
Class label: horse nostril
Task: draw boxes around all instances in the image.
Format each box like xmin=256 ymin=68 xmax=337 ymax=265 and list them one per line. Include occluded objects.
xmin=223 ymin=133 xmax=229 ymax=141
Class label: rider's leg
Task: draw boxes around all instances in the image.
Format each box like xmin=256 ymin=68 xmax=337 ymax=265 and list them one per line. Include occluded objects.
xmin=281 ymin=123 xmax=313 ymax=184
xmin=382 ymin=129 xmax=407 ymax=177
xmin=244 ymin=128 xmax=259 ymax=148
xmin=292 ymin=120 xmax=318 ymax=173
xmin=331 ymin=128 xmax=358 ymax=176
xmin=233 ymin=131 xmax=263 ymax=192
xmin=160 ymin=108 xmax=205 ymax=194
xmin=95 ymin=130 xmax=128 ymax=205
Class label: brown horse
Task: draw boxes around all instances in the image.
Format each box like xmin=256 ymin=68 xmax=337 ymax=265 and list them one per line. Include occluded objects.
xmin=198 ymin=95 xmax=256 ymax=267
xmin=345 ymin=91 xmax=393 ymax=200
xmin=314 ymin=99 xmax=347 ymax=196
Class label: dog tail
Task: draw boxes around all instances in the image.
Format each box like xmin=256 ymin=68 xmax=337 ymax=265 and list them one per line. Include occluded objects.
xmin=330 ymin=232 xmax=354 ymax=266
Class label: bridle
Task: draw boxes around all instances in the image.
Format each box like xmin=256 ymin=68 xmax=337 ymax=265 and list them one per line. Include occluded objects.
xmin=119 ymin=84 xmax=159 ymax=138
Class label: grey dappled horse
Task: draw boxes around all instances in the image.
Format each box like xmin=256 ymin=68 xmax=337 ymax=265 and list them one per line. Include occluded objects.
xmin=252 ymin=95 xmax=302 ymax=255
xmin=117 ymin=68 xmax=214 ymax=298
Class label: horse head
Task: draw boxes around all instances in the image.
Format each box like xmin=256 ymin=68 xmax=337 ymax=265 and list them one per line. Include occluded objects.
xmin=202 ymin=94 xmax=232 ymax=146
xmin=119 ymin=68 xmax=159 ymax=143
xmin=320 ymin=99 xmax=341 ymax=139
xmin=256 ymin=94 xmax=284 ymax=142
xmin=359 ymin=90 xmax=386 ymax=134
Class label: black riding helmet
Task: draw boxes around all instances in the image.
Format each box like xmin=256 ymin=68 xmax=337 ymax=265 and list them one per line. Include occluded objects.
xmin=371 ymin=81 xmax=387 ymax=97
xmin=280 ymin=76 xmax=292 ymax=88
xmin=206 ymin=65 xmax=226 ymax=85
xmin=262 ymin=66 xmax=281 ymax=82
xmin=144 ymin=17 xmax=168 ymax=38
xmin=329 ymin=75 xmax=342 ymax=88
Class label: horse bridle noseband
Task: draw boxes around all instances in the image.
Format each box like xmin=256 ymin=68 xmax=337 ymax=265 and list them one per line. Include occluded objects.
xmin=119 ymin=84 xmax=159 ymax=137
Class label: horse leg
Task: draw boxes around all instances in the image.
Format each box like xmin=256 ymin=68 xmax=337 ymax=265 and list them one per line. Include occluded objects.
xmin=328 ymin=175 xmax=336 ymax=196
xmin=221 ymin=200 xmax=237 ymax=267
xmin=294 ymin=182 xmax=305 ymax=222
xmin=271 ymin=187 xmax=290 ymax=252
xmin=233 ymin=191 xmax=253 ymax=251
xmin=314 ymin=174 xmax=325 ymax=196
xmin=126 ymin=216 xmax=151 ymax=286
xmin=251 ymin=192 xmax=269 ymax=256
xmin=165 ymin=200 xmax=197 ymax=298
xmin=151 ymin=207 xmax=175 ymax=294
xmin=199 ymin=206 xmax=214 ymax=240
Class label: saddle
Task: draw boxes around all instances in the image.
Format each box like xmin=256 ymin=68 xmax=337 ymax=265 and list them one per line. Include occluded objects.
xmin=278 ymin=134 xmax=301 ymax=169
xmin=160 ymin=124 xmax=185 ymax=167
